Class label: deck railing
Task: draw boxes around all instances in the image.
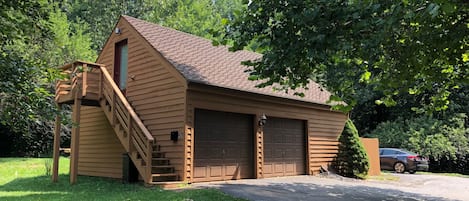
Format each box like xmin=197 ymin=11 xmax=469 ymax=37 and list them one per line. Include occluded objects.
xmin=55 ymin=61 xmax=155 ymax=183
xmin=100 ymin=65 xmax=154 ymax=183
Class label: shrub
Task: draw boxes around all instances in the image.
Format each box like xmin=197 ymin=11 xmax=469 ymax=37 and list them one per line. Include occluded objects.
xmin=0 ymin=121 xmax=70 ymax=157
xmin=368 ymin=114 xmax=469 ymax=174
xmin=333 ymin=119 xmax=369 ymax=179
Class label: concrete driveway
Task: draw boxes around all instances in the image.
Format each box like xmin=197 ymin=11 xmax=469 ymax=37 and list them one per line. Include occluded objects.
xmin=192 ymin=174 xmax=469 ymax=201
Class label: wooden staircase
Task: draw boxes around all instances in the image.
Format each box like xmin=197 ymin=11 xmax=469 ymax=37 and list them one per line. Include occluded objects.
xmin=55 ymin=61 xmax=179 ymax=185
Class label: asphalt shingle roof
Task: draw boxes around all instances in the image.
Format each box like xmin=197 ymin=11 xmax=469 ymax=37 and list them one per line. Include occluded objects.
xmin=124 ymin=15 xmax=332 ymax=105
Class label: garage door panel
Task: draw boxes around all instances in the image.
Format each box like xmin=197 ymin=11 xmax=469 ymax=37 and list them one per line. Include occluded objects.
xmin=285 ymin=163 xmax=295 ymax=174
xmin=210 ymin=166 xmax=222 ymax=177
xmin=194 ymin=109 xmax=254 ymax=182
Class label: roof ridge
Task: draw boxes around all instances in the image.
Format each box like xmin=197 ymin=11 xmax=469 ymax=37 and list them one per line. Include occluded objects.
xmin=122 ymin=15 xmax=262 ymax=57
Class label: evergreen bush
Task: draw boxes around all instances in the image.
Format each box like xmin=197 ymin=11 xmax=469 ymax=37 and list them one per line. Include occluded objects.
xmin=334 ymin=119 xmax=369 ymax=179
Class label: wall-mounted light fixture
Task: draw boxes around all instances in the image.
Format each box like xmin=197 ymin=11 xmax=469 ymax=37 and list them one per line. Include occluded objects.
xmin=258 ymin=114 xmax=267 ymax=126
xmin=115 ymin=27 xmax=121 ymax=35
xmin=170 ymin=131 xmax=179 ymax=142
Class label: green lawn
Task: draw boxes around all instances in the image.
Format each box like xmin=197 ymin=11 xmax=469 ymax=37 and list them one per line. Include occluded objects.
xmin=0 ymin=157 xmax=244 ymax=201
xmin=366 ymin=172 xmax=400 ymax=181
xmin=416 ymin=171 xmax=469 ymax=178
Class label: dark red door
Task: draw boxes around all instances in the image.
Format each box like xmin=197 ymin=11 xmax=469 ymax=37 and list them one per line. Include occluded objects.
xmin=114 ymin=39 xmax=128 ymax=93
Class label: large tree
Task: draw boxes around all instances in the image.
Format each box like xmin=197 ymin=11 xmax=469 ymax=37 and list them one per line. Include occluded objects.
xmin=65 ymin=0 xmax=150 ymax=51
xmin=220 ymin=0 xmax=469 ymax=112
xmin=0 ymin=0 xmax=55 ymax=132
xmin=0 ymin=1 xmax=94 ymax=157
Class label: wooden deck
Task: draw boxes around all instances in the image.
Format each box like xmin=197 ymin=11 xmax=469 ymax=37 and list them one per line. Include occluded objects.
xmin=55 ymin=61 xmax=102 ymax=105
xmin=53 ymin=61 xmax=178 ymax=186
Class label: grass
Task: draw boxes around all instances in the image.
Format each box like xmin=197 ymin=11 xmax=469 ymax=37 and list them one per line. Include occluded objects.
xmin=379 ymin=170 xmax=469 ymax=178
xmin=416 ymin=171 xmax=469 ymax=178
xmin=366 ymin=172 xmax=400 ymax=181
xmin=0 ymin=157 xmax=245 ymax=201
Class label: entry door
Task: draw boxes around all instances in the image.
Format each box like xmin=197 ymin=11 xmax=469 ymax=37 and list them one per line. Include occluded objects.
xmin=193 ymin=109 xmax=254 ymax=182
xmin=263 ymin=117 xmax=306 ymax=177
xmin=114 ymin=39 xmax=128 ymax=93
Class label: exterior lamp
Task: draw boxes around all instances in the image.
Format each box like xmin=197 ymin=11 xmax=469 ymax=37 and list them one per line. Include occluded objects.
xmin=258 ymin=114 xmax=267 ymax=126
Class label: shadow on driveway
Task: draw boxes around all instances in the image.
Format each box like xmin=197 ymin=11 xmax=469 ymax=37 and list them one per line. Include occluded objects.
xmin=193 ymin=177 xmax=458 ymax=201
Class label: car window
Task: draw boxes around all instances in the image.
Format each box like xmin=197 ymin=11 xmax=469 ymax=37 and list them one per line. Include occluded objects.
xmin=381 ymin=149 xmax=395 ymax=155
xmin=401 ymin=149 xmax=418 ymax=155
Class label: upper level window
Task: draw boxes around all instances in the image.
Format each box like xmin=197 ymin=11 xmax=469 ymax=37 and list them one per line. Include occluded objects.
xmin=114 ymin=39 xmax=128 ymax=92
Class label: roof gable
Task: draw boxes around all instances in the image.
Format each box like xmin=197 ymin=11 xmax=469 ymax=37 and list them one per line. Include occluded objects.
xmin=122 ymin=15 xmax=332 ymax=105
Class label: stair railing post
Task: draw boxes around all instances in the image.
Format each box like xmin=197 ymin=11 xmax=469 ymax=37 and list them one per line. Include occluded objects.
xmin=146 ymin=139 xmax=153 ymax=183
xmin=128 ymin=115 xmax=133 ymax=151
xmin=111 ymin=93 xmax=116 ymax=125
xmin=82 ymin=63 xmax=88 ymax=97
xmin=98 ymin=67 xmax=103 ymax=100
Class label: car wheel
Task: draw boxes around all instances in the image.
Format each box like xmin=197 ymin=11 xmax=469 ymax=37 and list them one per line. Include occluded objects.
xmin=394 ymin=162 xmax=406 ymax=173
xmin=409 ymin=170 xmax=416 ymax=174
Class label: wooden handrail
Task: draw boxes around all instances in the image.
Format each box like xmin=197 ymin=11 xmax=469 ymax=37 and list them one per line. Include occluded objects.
xmin=56 ymin=60 xmax=157 ymax=183
xmin=99 ymin=66 xmax=154 ymax=142
xmin=59 ymin=60 xmax=104 ymax=70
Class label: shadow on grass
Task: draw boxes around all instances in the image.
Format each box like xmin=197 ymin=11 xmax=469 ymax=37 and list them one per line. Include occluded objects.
xmin=0 ymin=174 xmax=244 ymax=201
xmin=0 ymin=174 xmax=146 ymax=200
xmin=204 ymin=181 xmax=459 ymax=201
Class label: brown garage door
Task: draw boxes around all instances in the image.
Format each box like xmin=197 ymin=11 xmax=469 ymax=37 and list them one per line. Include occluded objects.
xmin=264 ymin=117 xmax=305 ymax=177
xmin=193 ymin=109 xmax=254 ymax=182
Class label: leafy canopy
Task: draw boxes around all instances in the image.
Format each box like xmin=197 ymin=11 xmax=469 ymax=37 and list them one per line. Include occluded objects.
xmin=220 ymin=0 xmax=469 ymax=112
xmin=0 ymin=1 xmax=95 ymax=133
xmin=144 ymin=0 xmax=242 ymax=40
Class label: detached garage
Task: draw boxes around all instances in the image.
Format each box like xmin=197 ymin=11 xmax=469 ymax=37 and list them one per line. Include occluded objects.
xmin=60 ymin=16 xmax=348 ymax=185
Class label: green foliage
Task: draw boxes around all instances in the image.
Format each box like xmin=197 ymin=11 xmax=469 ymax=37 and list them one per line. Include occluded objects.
xmin=0 ymin=0 xmax=57 ymax=133
xmin=369 ymin=114 xmax=469 ymax=160
xmin=220 ymin=0 xmax=469 ymax=113
xmin=368 ymin=113 xmax=469 ymax=174
xmin=43 ymin=4 xmax=96 ymax=67
xmin=65 ymin=0 xmax=150 ymax=51
xmin=334 ymin=119 xmax=369 ymax=179
xmin=0 ymin=1 xmax=93 ymax=156
xmin=144 ymin=0 xmax=241 ymax=40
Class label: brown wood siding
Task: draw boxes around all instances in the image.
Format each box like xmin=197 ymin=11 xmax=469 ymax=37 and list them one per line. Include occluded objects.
xmin=186 ymin=84 xmax=347 ymax=179
xmin=96 ymin=18 xmax=188 ymax=180
xmin=78 ymin=106 xmax=125 ymax=178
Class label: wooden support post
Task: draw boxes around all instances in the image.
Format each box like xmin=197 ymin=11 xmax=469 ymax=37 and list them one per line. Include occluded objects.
xmin=306 ymin=121 xmax=311 ymax=175
xmin=98 ymin=69 xmax=103 ymax=100
xmin=82 ymin=63 xmax=88 ymax=97
xmin=254 ymin=114 xmax=264 ymax=179
xmin=70 ymin=93 xmax=82 ymax=184
xmin=185 ymin=126 xmax=194 ymax=183
xmin=52 ymin=104 xmax=62 ymax=182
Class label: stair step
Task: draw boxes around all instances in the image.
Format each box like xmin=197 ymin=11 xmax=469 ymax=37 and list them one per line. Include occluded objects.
xmin=152 ymin=158 xmax=170 ymax=161
xmin=152 ymin=151 xmax=165 ymax=157
xmin=152 ymin=165 xmax=174 ymax=168
xmin=151 ymin=173 xmax=177 ymax=177
xmin=148 ymin=181 xmax=187 ymax=189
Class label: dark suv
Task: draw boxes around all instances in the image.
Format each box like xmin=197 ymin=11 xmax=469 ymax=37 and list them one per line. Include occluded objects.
xmin=379 ymin=148 xmax=429 ymax=173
